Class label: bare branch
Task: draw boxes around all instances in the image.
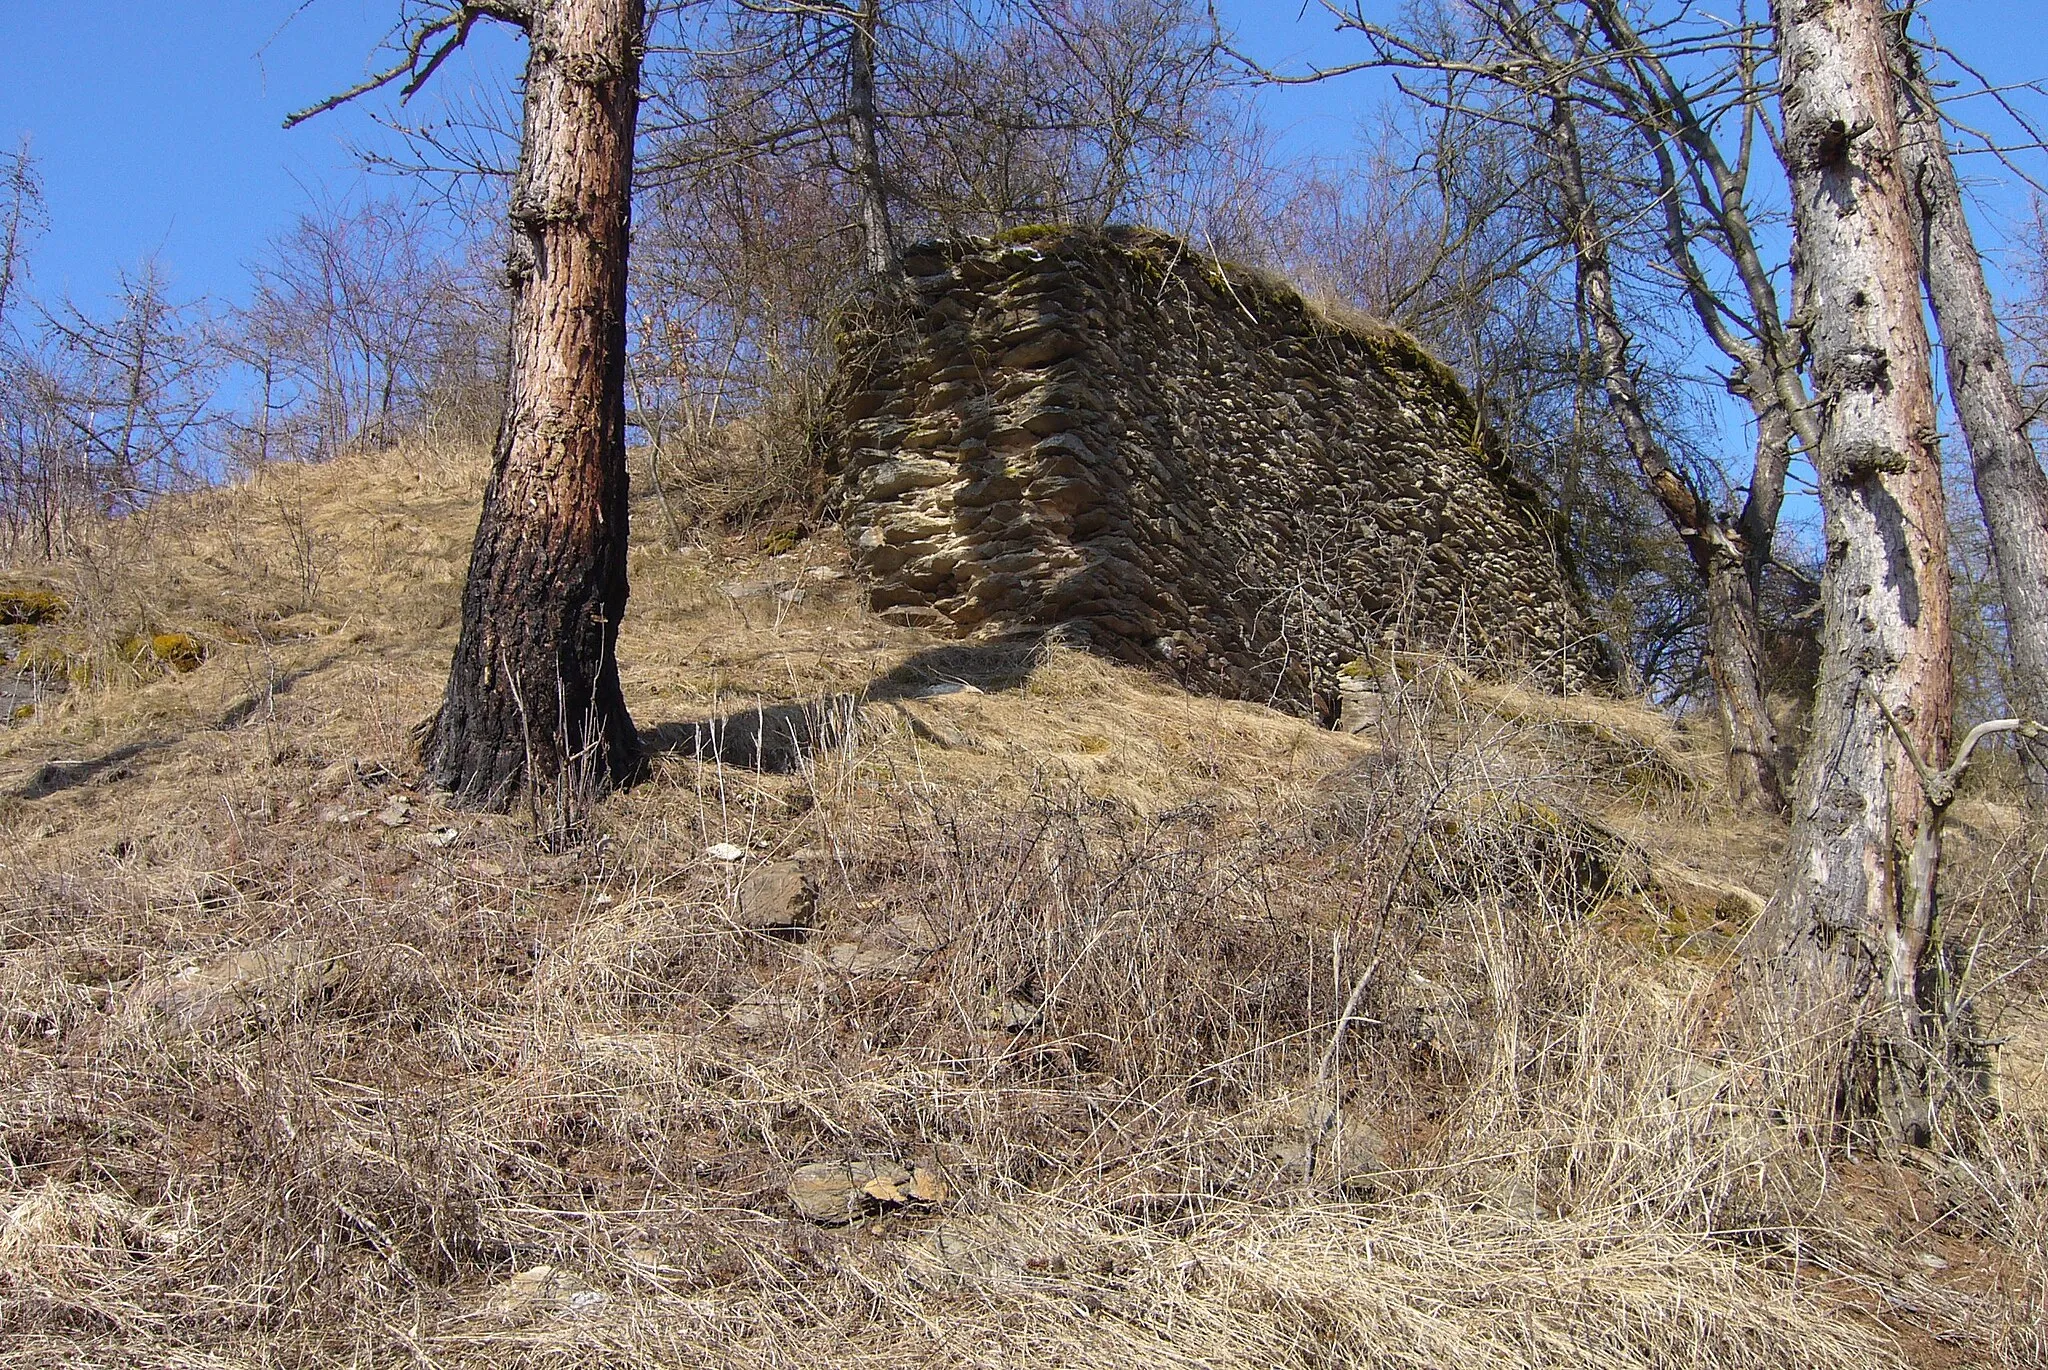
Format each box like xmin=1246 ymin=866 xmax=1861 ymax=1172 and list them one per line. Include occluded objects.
xmin=283 ymin=2 xmax=532 ymax=130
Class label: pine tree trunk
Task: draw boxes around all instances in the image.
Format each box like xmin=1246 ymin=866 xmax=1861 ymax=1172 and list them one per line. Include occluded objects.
xmin=1896 ymin=41 xmax=2048 ymax=802
xmin=424 ymin=0 xmax=645 ymax=810
xmin=1753 ymin=0 xmax=1953 ymax=1144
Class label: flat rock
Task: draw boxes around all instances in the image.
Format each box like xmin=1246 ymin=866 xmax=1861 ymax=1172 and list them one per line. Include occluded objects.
xmin=1336 ymin=683 xmax=1386 ymax=734
xmin=481 ymin=1265 xmax=607 ymax=1323
xmin=889 ymin=908 xmax=945 ymax=950
xmin=891 ymin=701 xmax=976 ymax=750
xmin=728 ymin=992 xmax=803 ymax=1032
xmin=877 ymin=605 xmax=950 ymax=629
xmin=310 ymin=758 xmax=396 ymax=798
xmin=907 ymin=681 xmax=983 ymax=699
xmin=987 ymin=995 xmax=1042 ymax=1031
xmin=310 ymin=759 xmax=357 ymax=796
xmin=123 ymin=940 xmax=338 ymax=1039
xmin=1267 ymin=1093 xmax=1392 ymax=1184
xmin=734 ymin=862 xmax=816 ymax=933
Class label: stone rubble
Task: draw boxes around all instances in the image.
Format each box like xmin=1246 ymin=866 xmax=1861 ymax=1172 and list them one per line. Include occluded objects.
xmin=787 ymin=1159 xmax=947 ymax=1224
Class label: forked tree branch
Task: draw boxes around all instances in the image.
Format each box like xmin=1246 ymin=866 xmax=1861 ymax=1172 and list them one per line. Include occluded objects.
xmin=283 ymin=1 xmax=536 ymax=130
xmin=1869 ymin=680 xmax=2042 ymax=809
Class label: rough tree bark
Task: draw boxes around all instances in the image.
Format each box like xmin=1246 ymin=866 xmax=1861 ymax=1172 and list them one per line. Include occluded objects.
xmin=1752 ymin=0 xmax=1953 ymax=1143
xmin=1546 ymin=97 xmax=1787 ymax=812
xmin=423 ymin=0 xmax=646 ymax=808
xmin=1894 ymin=37 xmax=2048 ymax=802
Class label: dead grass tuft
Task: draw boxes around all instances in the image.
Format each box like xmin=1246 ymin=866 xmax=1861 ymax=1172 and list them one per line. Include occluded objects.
xmin=0 ymin=442 xmax=2037 ymax=1367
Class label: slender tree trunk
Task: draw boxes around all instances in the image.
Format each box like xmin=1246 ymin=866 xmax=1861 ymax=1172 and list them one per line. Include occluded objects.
xmin=424 ymin=0 xmax=644 ymax=810
xmin=1751 ymin=0 xmax=1953 ymax=1144
xmin=0 ymin=194 xmax=23 ymax=327
xmin=1733 ymin=367 xmax=1796 ymax=592
xmin=1895 ymin=39 xmax=2048 ymax=802
xmin=1701 ymin=542 xmax=1785 ymax=810
xmin=257 ymin=360 xmax=274 ymax=467
xmin=846 ymin=0 xmax=896 ymax=278
xmin=1548 ymin=97 xmax=1786 ymax=812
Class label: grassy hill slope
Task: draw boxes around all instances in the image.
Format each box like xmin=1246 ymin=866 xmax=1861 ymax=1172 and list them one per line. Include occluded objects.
xmin=0 ymin=443 xmax=2041 ymax=1368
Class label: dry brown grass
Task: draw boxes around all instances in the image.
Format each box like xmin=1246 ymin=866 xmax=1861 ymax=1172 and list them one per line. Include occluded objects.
xmin=0 ymin=443 xmax=2040 ymax=1367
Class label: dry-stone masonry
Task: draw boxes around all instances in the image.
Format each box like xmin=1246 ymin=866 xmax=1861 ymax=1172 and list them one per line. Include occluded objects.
xmin=833 ymin=225 xmax=1606 ymax=715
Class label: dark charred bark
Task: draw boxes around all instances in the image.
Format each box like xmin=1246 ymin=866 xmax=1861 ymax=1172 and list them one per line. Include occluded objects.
xmin=423 ymin=0 xmax=646 ymax=809
xmin=1895 ymin=37 xmax=2048 ymax=804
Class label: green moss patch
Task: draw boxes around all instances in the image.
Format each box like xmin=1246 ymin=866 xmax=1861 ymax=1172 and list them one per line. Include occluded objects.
xmin=0 ymin=588 xmax=69 ymax=626
xmin=761 ymin=523 xmax=810 ymax=557
xmin=116 ymin=631 xmax=206 ymax=674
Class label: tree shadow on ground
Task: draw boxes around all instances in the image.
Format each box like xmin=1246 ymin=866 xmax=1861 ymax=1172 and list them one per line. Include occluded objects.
xmin=5 ymin=662 xmax=334 ymax=801
xmin=10 ymin=741 xmax=163 ymax=800
xmin=640 ymin=633 xmax=1046 ymax=775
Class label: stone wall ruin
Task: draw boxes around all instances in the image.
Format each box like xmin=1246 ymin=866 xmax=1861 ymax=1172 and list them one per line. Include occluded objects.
xmin=832 ymin=225 xmax=1606 ymax=714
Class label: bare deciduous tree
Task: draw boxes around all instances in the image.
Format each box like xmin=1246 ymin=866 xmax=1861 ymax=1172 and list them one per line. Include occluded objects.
xmin=1269 ymin=0 xmax=1808 ymax=810
xmin=1544 ymin=84 xmax=1788 ymax=812
xmin=1893 ymin=29 xmax=2048 ymax=803
xmin=1248 ymin=112 xmax=1701 ymax=700
xmin=229 ymin=196 xmax=505 ymax=464
xmin=40 ymin=263 xmax=217 ymax=516
xmin=0 ymin=139 xmax=43 ymax=335
xmin=0 ymin=253 xmax=217 ymax=558
xmin=625 ymin=0 xmax=1240 ymax=541
xmin=845 ymin=0 xmax=895 ymax=275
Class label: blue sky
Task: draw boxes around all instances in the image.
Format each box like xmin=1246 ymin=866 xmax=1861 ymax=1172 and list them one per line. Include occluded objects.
xmin=0 ymin=0 xmax=523 ymax=309
xmin=0 ymin=2 xmax=1390 ymax=313
xmin=0 ymin=2 xmax=2041 ymax=317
